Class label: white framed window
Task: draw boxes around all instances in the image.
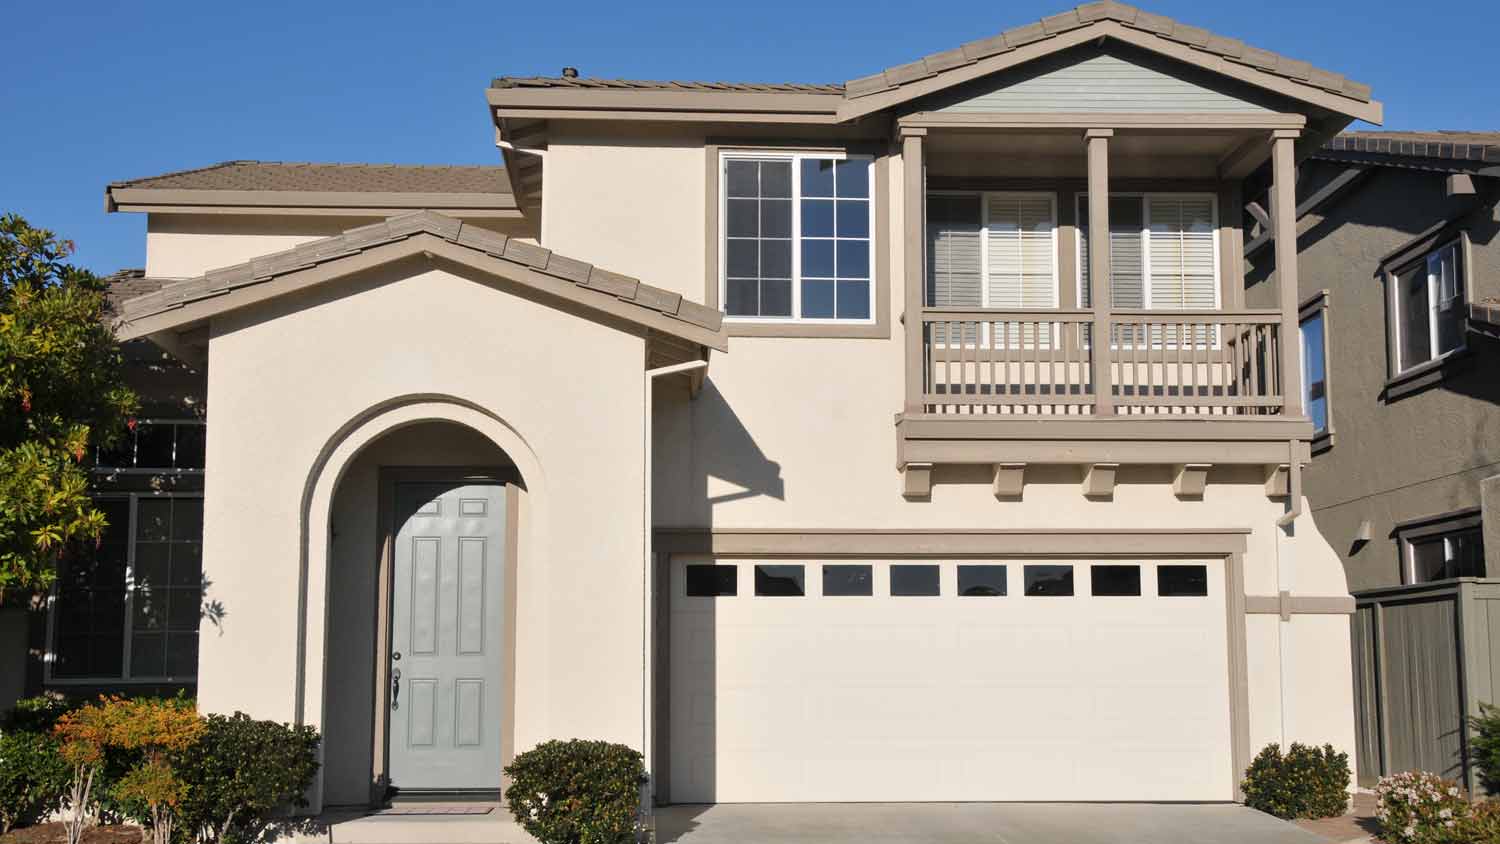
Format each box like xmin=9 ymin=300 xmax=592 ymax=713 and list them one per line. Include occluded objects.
xmin=1389 ymin=240 xmax=1467 ymax=377
xmin=46 ymin=493 xmax=204 ymax=683
xmin=1075 ymin=193 xmax=1220 ymax=311
xmin=720 ymin=151 xmax=874 ymax=323
xmin=1398 ymin=510 xmax=1485 ymax=583
xmin=1300 ymin=292 xmax=1331 ymax=441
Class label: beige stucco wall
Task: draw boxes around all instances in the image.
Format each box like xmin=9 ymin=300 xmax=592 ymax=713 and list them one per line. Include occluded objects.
xmin=198 ymin=261 xmax=649 ymax=808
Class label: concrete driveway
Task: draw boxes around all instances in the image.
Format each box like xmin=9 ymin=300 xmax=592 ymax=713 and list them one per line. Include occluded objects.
xmin=653 ymin=803 xmax=1333 ymax=844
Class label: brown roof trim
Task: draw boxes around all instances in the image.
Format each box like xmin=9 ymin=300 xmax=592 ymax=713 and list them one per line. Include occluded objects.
xmin=491 ymin=77 xmax=844 ymax=94
xmin=105 ymin=161 xmax=518 ymax=215
xmin=485 ymin=86 xmax=843 ymax=123
xmin=844 ymin=2 xmax=1373 ymax=109
xmin=1318 ymin=132 xmax=1500 ymax=171
xmin=114 ymin=211 xmax=726 ymax=352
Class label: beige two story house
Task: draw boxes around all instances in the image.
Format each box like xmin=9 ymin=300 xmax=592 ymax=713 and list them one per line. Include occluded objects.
xmin=66 ymin=1 xmax=1382 ymax=811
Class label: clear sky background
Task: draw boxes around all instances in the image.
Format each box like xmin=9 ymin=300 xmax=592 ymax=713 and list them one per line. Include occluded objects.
xmin=3 ymin=0 xmax=1496 ymax=274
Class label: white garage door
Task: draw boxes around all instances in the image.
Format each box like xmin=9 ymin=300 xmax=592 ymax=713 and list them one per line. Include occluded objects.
xmin=668 ymin=558 xmax=1231 ymax=803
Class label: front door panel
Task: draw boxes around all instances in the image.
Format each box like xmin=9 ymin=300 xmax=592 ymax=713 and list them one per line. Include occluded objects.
xmin=389 ymin=482 xmax=507 ymax=793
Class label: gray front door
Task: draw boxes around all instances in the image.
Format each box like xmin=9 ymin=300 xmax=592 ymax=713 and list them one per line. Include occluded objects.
xmin=389 ymin=481 xmax=507 ymax=794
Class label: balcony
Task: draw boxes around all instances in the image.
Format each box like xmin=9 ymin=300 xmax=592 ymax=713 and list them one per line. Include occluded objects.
xmin=894 ymin=117 xmax=1314 ymax=498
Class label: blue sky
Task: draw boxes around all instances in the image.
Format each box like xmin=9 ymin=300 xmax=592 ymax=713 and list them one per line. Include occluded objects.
xmin=3 ymin=0 xmax=1495 ymax=274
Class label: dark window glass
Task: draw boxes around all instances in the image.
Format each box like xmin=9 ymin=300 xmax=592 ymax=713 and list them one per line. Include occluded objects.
xmin=802 ymin=240 xmax=835 ymax=278
xmin=1091 ymin=565 xmax=1141 ymax=596
xmin=802 ymin=280 xmax=835 ymax=319
xmin=836 ymin=281 xmax=870 ymax=320
xmin=1158 ymin=565 xmax=1209 ymax=597
xmin=1397 ymin=263 xmax=1432 ymax=371
xmin=823 ymin=565 xmax=872 ymax=597
xmin=760 ymin=200 xmax=791 ymax=239
xmin=175 ymin=424 xmax=206 ymax=469
xmin=891 ymin=564 xmax=940 ymax=596
xmin=760 ymin=278 xmax=792 ymax=317
xmin=685 ymin=565 xmax=737 ymax=597
xmin=755 ymin=565 xmax=804 ymax=597
xmin=1024 ymin=565 xmax=1074 ymax=596
xmin=1300 ymin=312 xmax=1328 ymax=436
xmin=958 ymin=565 xmax=1007 ymax=596
xmin=801 ymin=158 xmax=835 ymax=197
xmin=836 ymin=200 xmax=869 ymax=238
xmin=836 ymin=240 xmax=869 ymax=279
xmin=1411 ymin=527 xmax=1485 ymax=582
xmin=802 ymin=199 xmax=834 ymax=238
xmin=835 ymin=159 xmax=870 ymax=198
xmin=724 ymin=159 xmax=793 ymax=319
xmin=135 ymin=424 xmax=175 ymax=468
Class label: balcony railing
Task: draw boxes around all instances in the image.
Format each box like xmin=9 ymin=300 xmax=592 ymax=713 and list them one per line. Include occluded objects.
xmin=919 ymin=308 xmax=1285 ymax=417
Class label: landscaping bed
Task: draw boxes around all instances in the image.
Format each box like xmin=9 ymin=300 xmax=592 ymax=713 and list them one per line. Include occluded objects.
xmin=0 ymin=823 xmax=142 ymax=844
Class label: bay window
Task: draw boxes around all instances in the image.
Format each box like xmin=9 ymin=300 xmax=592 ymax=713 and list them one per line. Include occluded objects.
xmin=721 ymin=152 xmax=873 ymax=322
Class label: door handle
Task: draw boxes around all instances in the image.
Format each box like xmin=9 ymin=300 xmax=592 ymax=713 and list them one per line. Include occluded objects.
xmin=391 ymin=667 xmax=401 ymax=710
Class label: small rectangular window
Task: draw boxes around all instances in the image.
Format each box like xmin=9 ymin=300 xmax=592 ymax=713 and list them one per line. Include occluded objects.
xmin=890 ymin=564 xmax=940 ymax=596
xmin=1399 ymin=512 xmax=1486 ymax=583
xmin=1024 ymin=565 xmax=1074 ymax=597
xmin=1090 ymin=565 xmax=1141 ymax=596
xmin=754 ymin=564 xmax=805 ymax=597
xmin=1300 ymin=307 xmax=1329 ymax=438
xmin=1158 ymin=565 xmax=1209 ymax=597
xmin=957 ymin=565 xmax=1007 ymax=596
xmin=822 ymin=565 xmax=873 ymax=597
xmin=685 ymin=565 xmax=737 ymax=597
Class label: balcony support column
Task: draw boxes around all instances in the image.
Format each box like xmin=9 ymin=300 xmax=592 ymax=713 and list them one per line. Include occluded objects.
xmin=1085 ymin=128 xmax=1114 ymax=416
xmin=1271 ymin=130 xmax=1305 ymax=419
xmin=902 ymin=127 xmax=927 ymax=416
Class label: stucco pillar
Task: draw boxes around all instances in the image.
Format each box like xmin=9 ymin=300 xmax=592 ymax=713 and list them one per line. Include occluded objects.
xmin=1086 ymin=128 xmax=1114 ymax=416
xmin=1271 ymin=131 xmax=1305 ymax=418
xmin=902 ymin=128 xmax=926 ymax=415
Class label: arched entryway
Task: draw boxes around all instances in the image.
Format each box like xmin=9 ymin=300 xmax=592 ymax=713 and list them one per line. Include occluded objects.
xmin=307 ymin=411 xmax=534 ymax=807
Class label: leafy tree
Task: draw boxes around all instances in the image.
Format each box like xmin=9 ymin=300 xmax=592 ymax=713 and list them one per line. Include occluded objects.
xmin=0 ymin=213 xmax=136 ymax=597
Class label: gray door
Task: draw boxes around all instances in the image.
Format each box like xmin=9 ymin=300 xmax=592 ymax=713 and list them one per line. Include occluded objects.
xmin=389 ymin=481 xmax=507 ymax=793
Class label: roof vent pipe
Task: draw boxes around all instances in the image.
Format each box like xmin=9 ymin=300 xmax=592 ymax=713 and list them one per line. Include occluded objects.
xmin=561 ymin=66 xmax=579 ymax=78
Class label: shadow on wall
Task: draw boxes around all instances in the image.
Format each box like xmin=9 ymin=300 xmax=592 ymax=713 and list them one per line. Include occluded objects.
xmin=656 ymin=377 xmax=784 ymax=524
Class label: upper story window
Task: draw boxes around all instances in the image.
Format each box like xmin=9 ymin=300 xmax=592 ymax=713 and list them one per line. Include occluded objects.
xmin=1398 ymin=509 xmax=1485 ymax=583
xmin=1389 ymin=240 xmax=1467 ymax=376
xmin=1300 ymin=292 xmax=1331 ymax=443
xmin=926 ymin=191 xmax=1057 ymax=310
xmin=94 ymin=419 xmax=206 ymax=474
xmin=1077 ymin=194 xmax=1219 ymax=310
xmin=721 ymin=152 xmax=873 ymax=323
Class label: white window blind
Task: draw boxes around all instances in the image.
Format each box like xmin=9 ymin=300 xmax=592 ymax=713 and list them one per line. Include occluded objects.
xmin=985 ymin=193 xmax=1057 ymax=310
xmin=1146 ymin=196 xmax=1218 ymax=310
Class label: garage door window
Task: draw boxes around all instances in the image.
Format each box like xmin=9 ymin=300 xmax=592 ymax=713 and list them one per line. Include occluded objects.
xmin=685 ymin=565 xmax=737 ymax=597
xmin=1024 ymin=565 xmax=1074 ymax=596
xmin=823 ymin=565 xmax=873 ymax=596
xmin=958 ymin=565 xmax=1007 ymax=596
xmin=1090 ymin=565 xmax=1141 ymax=596
xmin=1158 ymin=565 xmax=1209 ymax=596
xmin=891 ymin=564 xmax=940 ymax=596
xmin=755 ymin=565 xmax=805 ymax=596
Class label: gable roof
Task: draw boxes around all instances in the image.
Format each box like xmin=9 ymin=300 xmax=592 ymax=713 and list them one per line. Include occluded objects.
xmin=114 ymin=211 xmax=726 ymax=353
xmin=845 ymin=2 xmax=1371 ymax=106
xmin=487 ymin=2 xmax=1380 ymax=126
xmin=105 ymin=161 xmax=520 ymax=217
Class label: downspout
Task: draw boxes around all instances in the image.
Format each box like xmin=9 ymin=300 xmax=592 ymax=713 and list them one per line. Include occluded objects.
xmin=1275 ymin=439 xmax=1303 ymax=528
xmin=642 ymin=358 xmax=708 ymax=814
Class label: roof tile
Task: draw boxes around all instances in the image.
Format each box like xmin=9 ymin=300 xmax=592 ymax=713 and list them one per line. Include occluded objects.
xmin=110 ymin=160 xmax=511 ymax=195
xmin=586 ymin=267 xmax=641 ymax=299
xmin=960 ymin=33 xmax=1012 ymax=61
xmin=503 ymin=239 xmax=550 ymax=269
xmin=1041 ymin=10 xmax=1083 ymax=34
xmin=1127 ymin=10 xmax=1175 ymax=35
xmin=922 ymin=47 xmax=974 ymax=75
xmin=1320 ymin=131 xmax=1500 ymax=167
xmin=883 ymin=59 xmax=936 ymax=86
xmin=1004 ymin=21 xmax=1049 ymax=47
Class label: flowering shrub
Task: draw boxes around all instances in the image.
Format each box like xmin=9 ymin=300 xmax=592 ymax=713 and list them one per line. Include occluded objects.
xmin=1374 ymin=771 xmax=1470 ymax=844
xmin=1241 ymin=743 xmax=1350 ymax=819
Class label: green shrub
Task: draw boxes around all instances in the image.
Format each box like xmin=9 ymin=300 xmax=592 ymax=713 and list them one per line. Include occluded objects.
xmin=171 ymin=712 xmax=320 ymax=844
xmin=4 ymin=694 xmax=81 ymax=732
xmin=503 ymin=740 xmax=645 ymax=844
xmin=1375 ymin=771 xmax=1472 ymax=843
xmin=0 ymin=727 xmax=71 ymax=833
xmin=1455 ymin=800 xmax=1500 ymax=842
xmin=1241 ymin=742 xmax=1350 ymax=819
xmin=1471 ymin=702 xmax=1500 ymax=796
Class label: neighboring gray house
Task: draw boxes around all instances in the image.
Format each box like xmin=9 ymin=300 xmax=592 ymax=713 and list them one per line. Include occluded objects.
xmin=1247 ymin=131 xmax=1500 ymax=789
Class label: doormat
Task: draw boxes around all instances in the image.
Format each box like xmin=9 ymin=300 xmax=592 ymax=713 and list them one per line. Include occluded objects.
xmin=377 ymin=807 xmax=494 ymax=816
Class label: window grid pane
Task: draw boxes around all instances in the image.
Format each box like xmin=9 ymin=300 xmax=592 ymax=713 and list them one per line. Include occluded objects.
xmin=725 ymin=159 xmax=793 ymax=319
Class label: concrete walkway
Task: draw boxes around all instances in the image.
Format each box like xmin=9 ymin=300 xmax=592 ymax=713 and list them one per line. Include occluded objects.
xmin=653 ymin=803 xmax=1331 ymax=844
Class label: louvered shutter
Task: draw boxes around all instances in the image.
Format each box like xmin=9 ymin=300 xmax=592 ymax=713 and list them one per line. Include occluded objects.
xmin=986 ymin=194 xmax=1055 ymax=344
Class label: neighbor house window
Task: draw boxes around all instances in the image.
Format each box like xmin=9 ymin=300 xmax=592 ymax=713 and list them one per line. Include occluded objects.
xmin=1389 ymin=240 xmax=1467 ymax=376
xmin=1300 ymin=292 xmax=1331 ymax=442
xmin=49 ymin=494 xmax=203 ymax=682
xmin=1077 ymin=194 xmax=1219 ymax=310
xmin=94 ymin=419 xmax=206 ymax=473
xmin=721 ymin=152 xmax=873 ymax=322
xmin=1399 ymin=510 xmax=1485 ymax=583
